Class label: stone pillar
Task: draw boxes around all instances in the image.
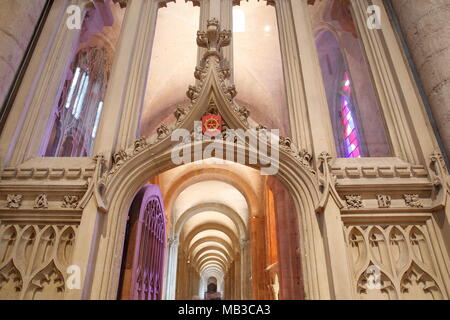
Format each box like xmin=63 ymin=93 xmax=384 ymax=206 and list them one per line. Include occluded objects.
xmin=391 ymin=0 xmax=450 ymax=156
xmin=249 ymin=216 xmax=269 ymax=299
xmin=0 ymin=0 xmax=47 ymax=108
xmin=164 ymin=236 xmax=179 ymax=300
xmin=92 ymin=0 xmax=164 ymax=161
xmin=273 ymin=0 xmax=334 ymax=155
xmin=0 ymin=0 xmax=89 ymax=167
xmin=239 ymin=238 xmax=250 ymax=299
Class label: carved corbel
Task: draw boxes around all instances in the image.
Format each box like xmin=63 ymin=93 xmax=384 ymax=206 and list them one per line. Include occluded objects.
xmin=133 ymin=137 xmax=148 ymax=154
xmin=174 ymin=106 xmax=188 ymax=123
xmin=429 ymin=151 xmax=448 ymax=210
xmin=316 ymin=151 xmax=345 ymax=213
xmin=186 ymin=85 xmax=200 ymax=102
xmin=278 ymin=137 xmax=315 ymax=174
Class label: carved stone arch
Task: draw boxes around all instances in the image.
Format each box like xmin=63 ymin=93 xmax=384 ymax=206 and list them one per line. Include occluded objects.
xmin=16 ymin=225 xmax=38 ymax=275
xmin=0 ymin=225 xmax=18 ymax=267
xmin=56 ymin=226 xmax=77 ymax=267
xmin=400 ymin=261 xmax=445 ymax=300
xmin=0 ymin=261 xmax=23 ymax=300
xmin=189 ymin=236 xmax=236 ymax=258
xmin=367 ymin=225 xmax=391 ymax=271
xmin=91 ymin=137 xmax=324 ymax=299
xmin=356 ymin=261 xmax=397 ymax=300
xmin=193 ymin=246 xmax=232 ymax=267
xmin=196 ymin=250 xmax=230 ymax=268
xmin=347 ymin=226 xmax=367 ymax=272
xmin=198 ymin=257 xmax=228 ymax=273
xmin=190 ymin=241 xmax=235 ymax=263
xmin=25 ymin=260 xmax=65 ymax=300
xmin=388 ymin=226 xmax=410 ymax=275
xmin=408 ymin=226 xmax=434 ymax=272
xmin=89 ymin=14 xmax=324 ymax=298
xmin=32 ymin=225 xmax=57 ymax=273
xmin=163 ymin=166 xmax=258 ymax=237
xmin=174 ymin=202 xmax=247 ymax=239
xmin=183 ymin=222 xmax=240 ymax=250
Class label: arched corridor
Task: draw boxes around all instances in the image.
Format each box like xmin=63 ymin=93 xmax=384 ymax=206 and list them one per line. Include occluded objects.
xmin=118 ymin=159 xmax=304 ymax=300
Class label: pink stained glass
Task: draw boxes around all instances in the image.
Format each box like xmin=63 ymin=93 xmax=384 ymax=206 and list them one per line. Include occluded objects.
xmin=341 ymin=72 xmax=361 ymax=158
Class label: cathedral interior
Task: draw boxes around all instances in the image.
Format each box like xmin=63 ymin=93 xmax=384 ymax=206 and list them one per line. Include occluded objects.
xmin=0 ymin=0 xmax=450 ymax=301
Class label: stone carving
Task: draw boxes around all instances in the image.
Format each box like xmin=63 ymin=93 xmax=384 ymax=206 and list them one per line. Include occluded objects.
xmin=62 ymin=195 xmax=79 ymax=209
xmin=156 ymin=124 xmax=170 ymax=140
xmin=196 ymin=18 xmax=231 ymax=58
xmin=174 ymin=106 xmax=187 ymax=122
xmin=225 ymin=85 xmax=237 ymax=100
xmin=256 ymin=124 xmax=267 ymax=132
xmin=400 ymin=264 xmax=443 ymax=300
xmin=278 ymin=137 xmax=315 ymax=174
xmin=330 ymin=164 xmax=429 ymax=180
xmin=34 ymin=194 xmax=48 ymax=209
xmin=6 ymin=194 xmax=23 ymax=209
xmin=194 ymin=66 xmax=206 ymax=80
xmin=0 ymin=262 xmax=23 ymax=300
xmin=186 ymin=85 xmax=200 ymax=102
xmin=345 ymin=195 xmax=363 ymax=209
xmin=345 ymin=224 xmax=444 ymax=300
xmin=403 ymin=194 xmax=423 ymax=208
xmin=113 ymin=150 xmax=128 ymax=167
xmin=235 ymin=105 xmax=250 ymax=123
xmin=133 ymin=137 xmax=148 ymax=154
xmin=377 ymin=195 xmax=392 ymax=208
xmin=0 ymin=224 xmax=77 ymax=299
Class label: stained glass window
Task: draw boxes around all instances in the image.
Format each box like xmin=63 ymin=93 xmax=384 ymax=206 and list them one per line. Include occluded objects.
xmin=340 ymin=72 xmax=361 ymax=158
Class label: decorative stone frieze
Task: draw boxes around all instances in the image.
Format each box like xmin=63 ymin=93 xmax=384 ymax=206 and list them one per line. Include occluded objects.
xmin=6 ymin=194 xmax=23 ymax=209
xmin=377 ymin=195 xmax=392 ymax=208
xmin=62 ymin=195 xmax=80 ymax=209
xmin=33 ymin=194 xmax=48 ymax=209
xmin=403 ymin=194 xmax=424 ymax=208
xmin=344 ymin=195 xmax=364 ymax=209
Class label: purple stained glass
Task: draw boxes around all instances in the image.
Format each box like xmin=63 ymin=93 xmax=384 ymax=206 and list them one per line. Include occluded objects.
xmin=341 ymin=72 xmax=361 ymax=158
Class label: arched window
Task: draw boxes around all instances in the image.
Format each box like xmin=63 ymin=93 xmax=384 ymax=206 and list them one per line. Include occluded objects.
xmin=310 ymin=0 xmax=391 ymax=158
xmin=341 ymin=72 xmax=361 ymax=158
xmin=44 ymin=2 xmax=124 ymax=157
xmin=44 ymin=47 xmax=109 ymax=157
xmin=233 ymin=0 xmax=290 ymax=137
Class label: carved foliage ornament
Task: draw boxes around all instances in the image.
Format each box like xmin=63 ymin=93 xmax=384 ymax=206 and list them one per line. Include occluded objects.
xmin=345 ymin=195 xmax=364 ymax=209
xmin=62 ymin=196 xmax=80 ymax=209
xmin=6 ymin=194 xmax=23 ymax=209
xmin=34 ymin=194 xmax=48 ymax=209
xmin=403 ymin=194 xmax=423 ymax=208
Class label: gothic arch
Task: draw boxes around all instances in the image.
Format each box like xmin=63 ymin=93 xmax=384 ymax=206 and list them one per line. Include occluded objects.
xmin=174 ymin=202 xmax=247 ymax=239
xmin=87 ymin=18 xmax=326 ymax=300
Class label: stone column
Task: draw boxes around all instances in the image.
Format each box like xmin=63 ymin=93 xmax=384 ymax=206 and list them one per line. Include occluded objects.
xmin=391 ymin=0 xmax=450 ymax=157
xmin=0 ymin=0 xmax=89 ymax=167
xmin=164 ymin=236 xmax=179 ymax=300
xmin=273 ymin=0 xmax=334 ymax=155
xmin=92 ymin=0 xmax=165 ymax=161
xmin=239 ymin=238 xmax=250 ymax=299
xmin=0 ymin=0 xmax=47 ymax=108
xmin=249 ymin=216 xmax=268 ymax=299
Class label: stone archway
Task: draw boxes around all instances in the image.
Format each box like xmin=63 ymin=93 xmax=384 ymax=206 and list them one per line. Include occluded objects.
xmin=86 ymin=18 xmax=328 ymax=300
xmin=87 ymin=138 xmax=328 ymax=300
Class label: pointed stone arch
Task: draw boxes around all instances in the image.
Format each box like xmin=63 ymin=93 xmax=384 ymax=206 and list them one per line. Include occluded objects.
xmin=87 ymin=18 xmax=329 ymax=300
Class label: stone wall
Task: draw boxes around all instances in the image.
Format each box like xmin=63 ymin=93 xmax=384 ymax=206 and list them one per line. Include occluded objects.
xmin=392 ymin=0 xmax=450 ymax=156
xmin=0 ymin=0 xmax=47 ymax=107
